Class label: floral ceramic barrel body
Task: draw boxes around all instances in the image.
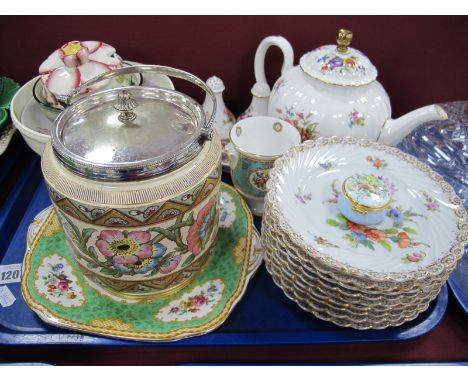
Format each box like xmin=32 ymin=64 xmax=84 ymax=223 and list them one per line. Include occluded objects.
xmin=42 ymin=135 xmax=222 ymax=298
xmin=231 ymin=154 xmax=273 ymax=200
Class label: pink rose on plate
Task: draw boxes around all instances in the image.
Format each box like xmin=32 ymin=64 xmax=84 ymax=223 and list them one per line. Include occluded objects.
xmin=403 ymin=251 xmax=426 ymax=264
xmin=195 ymin=295 xmax=206 ymax=306
xmin=57 ymin=280 xmax=69 ymax=293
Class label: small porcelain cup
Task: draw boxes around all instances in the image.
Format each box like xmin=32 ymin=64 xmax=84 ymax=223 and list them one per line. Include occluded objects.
xmin=227 ymin=116 xmax=301 ymax=216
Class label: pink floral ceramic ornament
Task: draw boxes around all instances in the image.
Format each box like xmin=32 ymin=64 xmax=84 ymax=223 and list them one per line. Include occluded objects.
xmin=39 ymin=41 xmax=124 ymax=106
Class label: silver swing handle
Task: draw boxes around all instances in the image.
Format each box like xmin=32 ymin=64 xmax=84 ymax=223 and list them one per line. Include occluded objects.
xmin=57 ymin=65 xmax=217 ymax=139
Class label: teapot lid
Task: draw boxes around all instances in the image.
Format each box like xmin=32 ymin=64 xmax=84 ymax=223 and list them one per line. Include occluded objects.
xmin=299 ymin=29 xmax=378 ymax=86
xmin=52 ymin=65 xmax=215 ymax=182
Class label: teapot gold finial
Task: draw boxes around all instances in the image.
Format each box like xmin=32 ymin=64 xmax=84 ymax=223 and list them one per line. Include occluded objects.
xmin=336 ymin=29 xmax=353 ymax=53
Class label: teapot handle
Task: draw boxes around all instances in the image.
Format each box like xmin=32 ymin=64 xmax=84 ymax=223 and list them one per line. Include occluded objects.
xmin=254 ymin=36 xmax=294 ymax=86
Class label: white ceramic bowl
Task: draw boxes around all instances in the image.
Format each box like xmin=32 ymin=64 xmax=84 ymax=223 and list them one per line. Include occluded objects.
xmin=125 ymin=61 xmax=174 ymax=89
xmin=11 ymin=62 xmax=175 ymax=156
xmin=11 ymin=76 xmax=50 ymax=156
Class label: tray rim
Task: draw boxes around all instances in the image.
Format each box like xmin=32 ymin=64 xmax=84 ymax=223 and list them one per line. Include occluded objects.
xmin=0 ymin=283 xmax=449 ymax=346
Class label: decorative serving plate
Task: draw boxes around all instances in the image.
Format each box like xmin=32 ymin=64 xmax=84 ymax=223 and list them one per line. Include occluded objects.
xmin=264 ymin=182 xmax=450 ymax=296
xmin=265 ymin=246 xmax=440 ymax=330
xmin=21 ymin=183 xmax=263 ymax=342
xmin=262 ymin=212 xmax=447 ymax=296
xmin=265 ymin=137 xmax=467 ymax=287
xmin=269 ymin=254 xmax=439 ymax=318
xmin=262 ymin=224 xmax=442 ymax=309
xmin=275 ymin=280 xmax=429 ymax=331
xmin=263 ymin=229 xmax=441 ymax=311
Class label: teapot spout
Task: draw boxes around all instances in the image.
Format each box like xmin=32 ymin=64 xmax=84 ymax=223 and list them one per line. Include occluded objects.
xmin=378 ymin=105 xmax=448 ymax=146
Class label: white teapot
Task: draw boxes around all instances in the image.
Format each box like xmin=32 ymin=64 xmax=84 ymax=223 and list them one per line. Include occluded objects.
xmin=254 ymin=29 xmax=447 ymax=145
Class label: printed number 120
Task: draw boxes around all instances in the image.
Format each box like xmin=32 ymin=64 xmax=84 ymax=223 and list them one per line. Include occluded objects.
xmin=0 ymin=270 xmax=20 ymax=281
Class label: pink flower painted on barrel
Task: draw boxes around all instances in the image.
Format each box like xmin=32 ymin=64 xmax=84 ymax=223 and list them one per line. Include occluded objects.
xmin=96 ymin=230 xmax=153 ymax=265
xmin=160 ymin=255 xmax=181 ymax=274
xmin=187 ymin=196 xmax=218 ymax=257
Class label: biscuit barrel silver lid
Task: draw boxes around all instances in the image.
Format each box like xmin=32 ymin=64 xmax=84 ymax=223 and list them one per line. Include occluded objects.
xmin=52 ymin=65 xmax=216 ymax=181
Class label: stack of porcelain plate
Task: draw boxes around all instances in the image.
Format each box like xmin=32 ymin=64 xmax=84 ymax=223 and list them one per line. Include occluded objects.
xmin=262 ymin=136 xmax=467 ymax=330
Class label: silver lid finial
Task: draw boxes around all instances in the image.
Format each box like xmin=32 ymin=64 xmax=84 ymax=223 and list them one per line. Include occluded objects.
xmin=114 ymin=90 xmax=138 ymax=123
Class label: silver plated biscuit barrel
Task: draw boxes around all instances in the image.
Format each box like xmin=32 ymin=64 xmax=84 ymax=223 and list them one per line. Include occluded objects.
xmin=42 ymin=65 xmax=222 ymax=300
